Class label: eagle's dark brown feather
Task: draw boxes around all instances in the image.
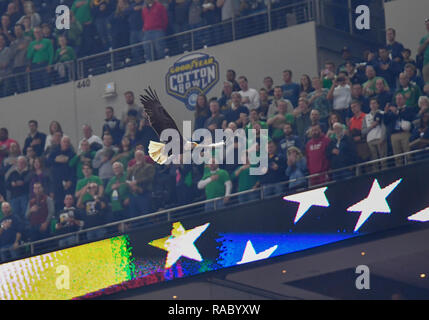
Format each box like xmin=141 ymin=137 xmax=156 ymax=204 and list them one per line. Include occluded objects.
xmin=139 ymin=87 xmax=183 ymax=145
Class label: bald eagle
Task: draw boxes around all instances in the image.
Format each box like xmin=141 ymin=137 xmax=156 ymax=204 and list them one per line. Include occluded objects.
xmin=140 ymin=87 xmax=224 ymax=165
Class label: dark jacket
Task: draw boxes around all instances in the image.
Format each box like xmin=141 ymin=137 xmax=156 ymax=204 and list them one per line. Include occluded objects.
xmin=326 ymin=134 xmax=357 ymax=170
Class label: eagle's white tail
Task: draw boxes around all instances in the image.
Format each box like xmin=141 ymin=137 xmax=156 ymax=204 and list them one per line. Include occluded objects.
xmin=148 ymin=141 xmax=169 ymax=165
xmin=148 ymin=140 xmax=225 ymax=165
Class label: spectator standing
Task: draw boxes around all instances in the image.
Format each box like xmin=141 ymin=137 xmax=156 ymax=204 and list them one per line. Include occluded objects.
xmin=256 ymin=88 xmax=272 ymax=122
xmin=279 ymin=122 xmax=302 ymax=157
xmin=218 ymin=81 xmax=233 ymax=114
xmin=71 ymin=0 xmax=95 ymax=56
xmin=0 ymin=201 xmax=22 ymax=262
xmin=126 ymin=150 xmax=155 ymax=217
xmin=28 ymin=157 xmax=53 ymax=199
xmin=69 ymin=139 xmax=97 ymax=180
xmin=224 ymin=92 xmax=249 ymax=124
xmin=350 ymin=83 xmax=370 ymax=114
xmin=204 ymin=99 xmax=226 ymax=132
xmin=308 ymin=76 xmax=331 ymax=125
xmin=404 ymin=63 xmax=425 ymax=91
xmin=198 ymin=158 xmax=232 ymax=211
xmin=194 ymin=93 xmax=211 ymax=130
xmin=238 ymin=75 xmax=260 ymax=111
xmin=281 ymin=69 xmax=300 ymax=108
xmin=142 ymin=0 xmax=168 ymax=61
xmin=125 ymin=0 xmax=145 ymax=63
xmin=26 ymin=182 xmax=54 ymax=241
xmin=65 ymin=11 xmax=84 ymax=57
xmin=300 ymin=74 xmax=314 ymax=96
xmin=47 ymin=136 xmax=76 ymax=211
xmin=417 ymin=19 xmax=429 ymax=83
xmin=306 ymin=125 xmax=330 ymax=187
xmin=386 ymin=28 xmax=404 ymax=63
xmin=16 ymin=1 xmax=41 ymax=28
xmin=285 ymin=146 xmax=307 ymax=190
xmin=374 ymin=78 xmax=393 ymax=110
xmin=102 ymin=106 xmax=123 ymax=146
xmin=75 ymin=163 xmax=104 ymax=202
xmin=55 ymin=194 xmax=84 ymax=248
xmin=0 ymin=128 xmax=18 ymax=166
xmin=267 ymin=99 xmax=295 ymax=142
xmin=6 ymin=156 xmax=30 ymax=220
xmin=362 ymin=65 xmax=389 ymax=98
xmin=120 ymin=91 xmax=145 ymax=130
xmin=395 ymin=72 xmax=422 ymax=109
xmin=53 ymin=35 xmax=76 ymax=83
xmin=77 ymin=182 xmax=108 ymax=241
xmin=348 ymin=100 xmax=369 ymax=163
xmin=327 ymin=122 xmax=357 ymax=180
xmin=263 ymin=76 xmax=274 ymax=98
xmin=232 ymin=155 xmax=259 ymax=204
xmin=362 ymin=98 xmax=387 ymax=171
xmin=23 ymin=120 xmax=46 ymax=157
xmin=293 ymin=97 xmax=312 ymax=140
xmin=105 ymin=162 xmax=130 ymax=221
xmin=9 ymin=24 xmax=31 ymax=94
xmin=109 ymin=0 xmax=131 ymax=53
xmin=376 ymin=46 xmax=401 ymax=91
xmin=90 ymin=0 xmax=114 ymax=51
xmin=26 ymin=26 xmax=53 ymax=89
xmin=0 ymin=33 xmax=12 ymax=97
xmin=327 ymin=73 xmax=352 ymax=122
xmin=5 ymin=3 xmax=20 ymax=27
xmin=92 ymin=134 xmax=118 ymax=186
xmin=384 ymin=93 xmax=416 ymax=166
xmin=78 ymin=124 xmax=103 ymax=152
xmin=259 ymin=140 xmax=286 ymax=196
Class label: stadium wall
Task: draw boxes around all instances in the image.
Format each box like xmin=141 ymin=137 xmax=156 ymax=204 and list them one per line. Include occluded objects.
xmin=0 ymin=21 xmax=318 ymax=146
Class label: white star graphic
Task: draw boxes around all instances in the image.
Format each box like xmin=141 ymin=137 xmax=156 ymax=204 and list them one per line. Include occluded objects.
xmin=237 ymin=240 xmax=278 ymax=265
xmin=149 ymin=222 xmax=210 ymax=268
xmin=283 ymin=187 xmax=330 ymax=224
xmin=408 ymin=207 xmax=429 ymax=222
xmin=347 ymin=179 xmax=402 ymax=232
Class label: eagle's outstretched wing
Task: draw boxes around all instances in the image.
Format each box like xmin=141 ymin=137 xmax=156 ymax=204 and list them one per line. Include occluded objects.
xmin=139 ymin=87 xmax=183 ymax=144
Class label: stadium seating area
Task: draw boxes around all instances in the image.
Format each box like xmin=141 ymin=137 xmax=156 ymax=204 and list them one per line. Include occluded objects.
xmin=0 ymin=0 xmax=429 ymax=263
xmin=0 ymin=0 xmax=309 ymax=96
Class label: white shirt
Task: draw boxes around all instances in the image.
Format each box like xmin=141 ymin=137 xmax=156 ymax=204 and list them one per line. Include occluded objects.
xmin=239 ymin=88 xmax=260 ymax=111
xmin=78 ymin=135 xmax=103 ymax=152
xmin=333 ymin=84 xmax=351 ymax=111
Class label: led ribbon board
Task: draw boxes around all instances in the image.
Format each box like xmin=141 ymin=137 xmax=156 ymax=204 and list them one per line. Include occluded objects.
xmin=2 ymin=161 xmax=429 ymax=299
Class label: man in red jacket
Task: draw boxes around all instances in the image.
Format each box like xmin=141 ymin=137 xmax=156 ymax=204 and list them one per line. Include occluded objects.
xmin=306 ymin=125 xmax=331 ymax=187
xmin=142 ymin=0 xmax=168 ymax=61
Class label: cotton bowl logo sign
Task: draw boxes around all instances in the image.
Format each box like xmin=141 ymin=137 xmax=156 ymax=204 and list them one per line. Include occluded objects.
xmin=165 ymin=53 xmax=219 ymax=111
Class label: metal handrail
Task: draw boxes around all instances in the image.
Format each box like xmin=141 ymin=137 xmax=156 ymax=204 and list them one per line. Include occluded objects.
xmin=2 ymin=145 xmax=428 ymax=262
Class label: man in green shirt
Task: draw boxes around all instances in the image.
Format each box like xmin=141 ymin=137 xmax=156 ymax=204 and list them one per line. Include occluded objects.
xmin=395 ymin=72 xmax=422 ymax=109
xmin=267 ymin=99 xmax=295 ymax=141
xmin=105 ymin=162 xmax=130 ymax=222
xmin=198 ymin=159 xmax=232 ymax=212
xmin=362 ymin=65 xmax=389 ymax=98
xmin=71 ymin=0 xmax=93 ymax=56
xmin=232 ymin=156 xmax=259 ymax=204
xmin=75 ymin=164 xmax=104 ymax=203
xmin=26 ymin=26 xmax=53 ymax=89
xmin=418 ymin=19 xmax=429 ymax=83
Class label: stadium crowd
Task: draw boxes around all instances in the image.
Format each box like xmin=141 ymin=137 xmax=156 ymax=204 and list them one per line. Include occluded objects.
xmin=1 ymin=15 xmax=429 ymax=261
xmin=0 ymin=0 xmax=301 ymax=96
